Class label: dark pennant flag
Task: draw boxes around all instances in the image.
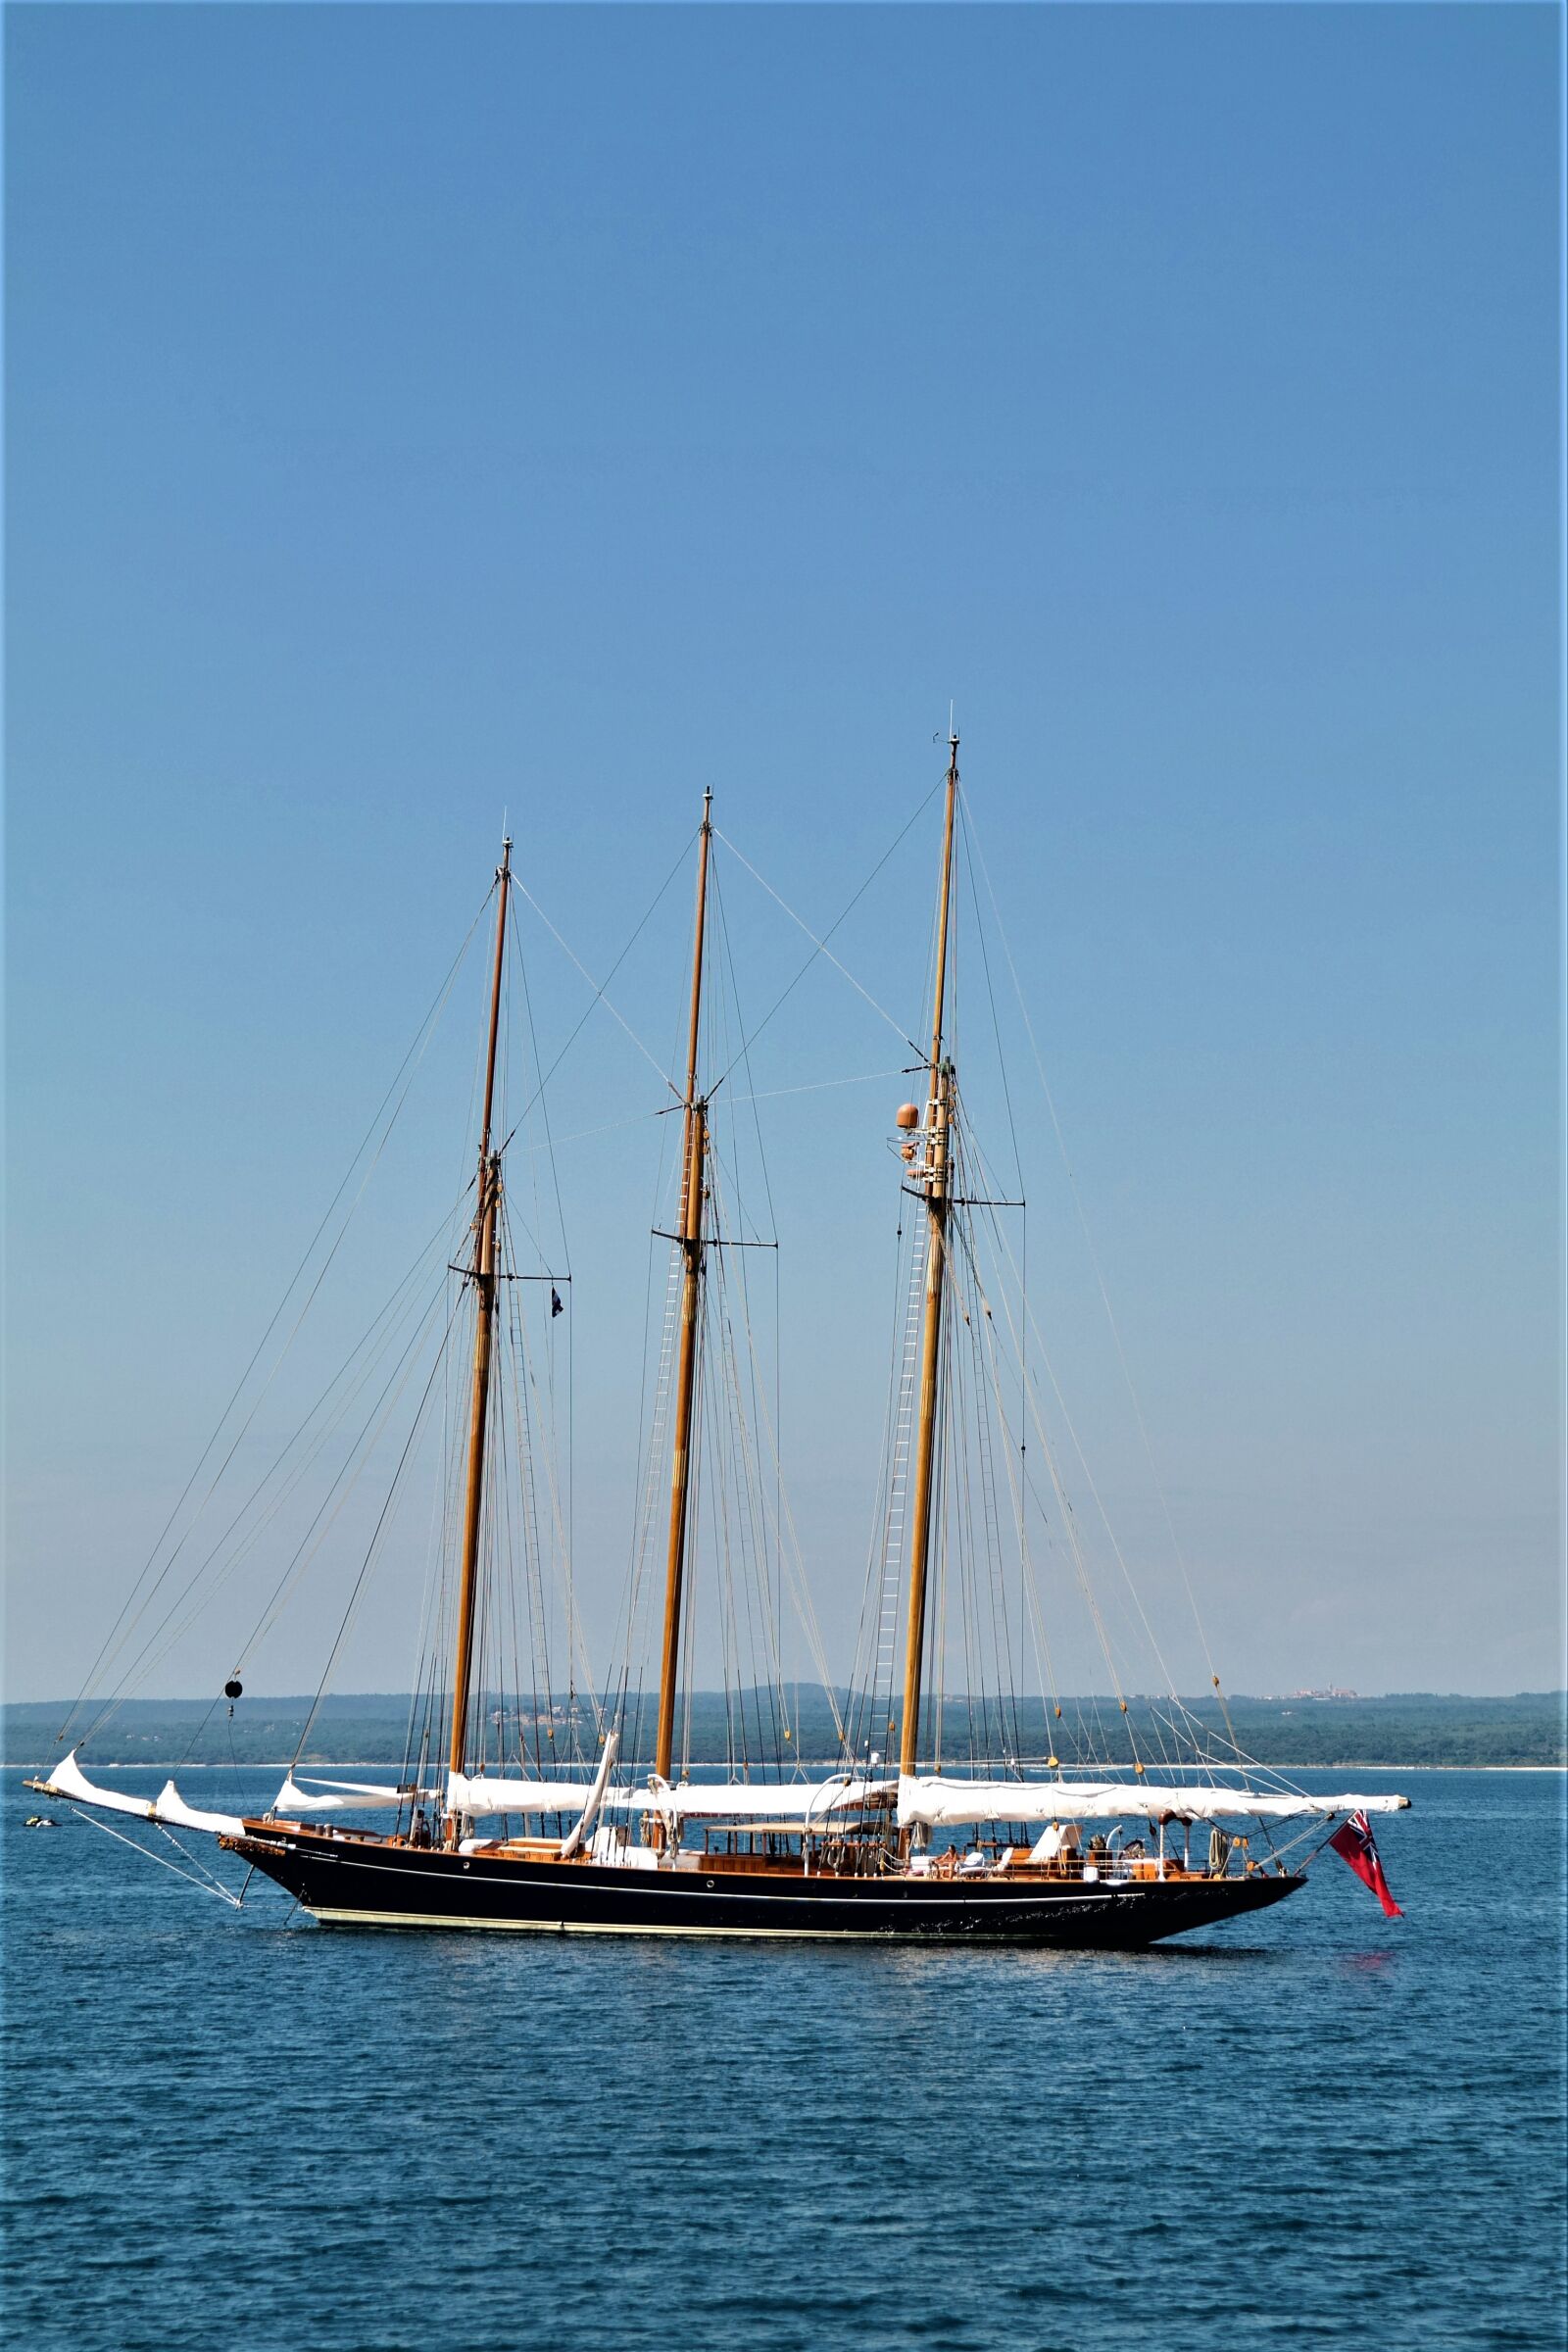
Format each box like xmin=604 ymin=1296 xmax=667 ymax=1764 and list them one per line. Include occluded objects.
xmin=551 ymin=1287 xmax=564 ymax=1318
xmin=1329 ymin=1809 xmax=1402 ymax=1918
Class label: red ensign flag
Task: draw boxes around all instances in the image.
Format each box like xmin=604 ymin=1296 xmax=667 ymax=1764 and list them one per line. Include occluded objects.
xmin=1329 ymin=1809 xmax=1402 ymax=1919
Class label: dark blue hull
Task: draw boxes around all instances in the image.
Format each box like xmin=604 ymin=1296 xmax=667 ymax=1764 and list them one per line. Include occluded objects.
xmin=226 ymin=1824 xmax=1302 ymax=1945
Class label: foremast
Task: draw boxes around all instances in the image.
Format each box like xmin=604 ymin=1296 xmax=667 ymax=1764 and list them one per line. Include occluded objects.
xmin=899 ymin=732 xmax=960 ymax=1785
xmin=446 ymin=836 xmax=513 ymax=1836
xmin=654 ymin=792 xmax=713 ymax=1793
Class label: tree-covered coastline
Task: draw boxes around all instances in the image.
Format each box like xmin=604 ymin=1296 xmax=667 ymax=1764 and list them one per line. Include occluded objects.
xmin=8 ymin=1690 xmax=1564 ymax=1771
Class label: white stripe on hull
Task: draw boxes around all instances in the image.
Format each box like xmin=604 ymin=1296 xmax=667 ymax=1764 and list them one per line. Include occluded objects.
xmin=310 ymin=1906 xmax=906 ymax=1938
xmin=307 ymin=1904 xmax=1112 ymax=1940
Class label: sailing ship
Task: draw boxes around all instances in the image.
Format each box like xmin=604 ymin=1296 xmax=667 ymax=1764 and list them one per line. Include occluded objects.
xmin=29 ymin=737 xmax=1407 ymax=1943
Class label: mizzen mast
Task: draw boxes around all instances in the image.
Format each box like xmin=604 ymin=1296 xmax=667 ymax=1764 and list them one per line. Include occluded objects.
xmin=447 ymin=836 xmax=513 ymax=1815
xmin=899 ymin=732 xmax=959 ymax=1781
xmin=654 ymin=791 xmax=713 ymax=1788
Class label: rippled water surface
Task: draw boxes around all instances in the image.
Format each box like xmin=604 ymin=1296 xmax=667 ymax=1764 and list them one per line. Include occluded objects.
xmin=4 ymin=1769 xmax=1563 ymax=2351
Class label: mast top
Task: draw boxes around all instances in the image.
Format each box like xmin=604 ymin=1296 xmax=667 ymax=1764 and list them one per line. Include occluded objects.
xmin=928 ymin=728 xmax=960 ymax=1079
xmin=680 ymin=792 xmax=713 ymax=1114
xmin=477 ymin=836 xmax=513 ymax=1166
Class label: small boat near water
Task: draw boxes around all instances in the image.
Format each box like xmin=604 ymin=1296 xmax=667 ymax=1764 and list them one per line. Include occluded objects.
xmin=30 ymin=736 xmax=1407 ymax=1942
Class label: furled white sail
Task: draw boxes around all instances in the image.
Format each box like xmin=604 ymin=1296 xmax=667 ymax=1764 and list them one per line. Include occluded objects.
xmin=43 ymin=1747 xmax=159 ymax=1820
xmin=36 ymin=1749 xmax=246 ymax=1837
xmin=154 ymin=1781 xmax=245 ymax=1836
xmin=448 ymin=1770 xmax=897 ymax=1822
xmin=446 ymin=1770 xmax=623 ymax=1816
xmin=272 ymin=1775 xmax=417 ymax=1813
xmin=631 ymin=1775 xmax=899 ymax=1823
xmin=897 ymin=1776 xmax=1411 ymax=1829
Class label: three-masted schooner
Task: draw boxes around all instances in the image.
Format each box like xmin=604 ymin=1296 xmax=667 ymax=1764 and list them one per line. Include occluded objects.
xmin=30 ymin=741 xmax=1407 ymax=1942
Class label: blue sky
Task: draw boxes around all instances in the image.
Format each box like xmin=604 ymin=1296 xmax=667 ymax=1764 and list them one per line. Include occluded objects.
xmin=5 ymin=4 xmax=1559 ymax=1705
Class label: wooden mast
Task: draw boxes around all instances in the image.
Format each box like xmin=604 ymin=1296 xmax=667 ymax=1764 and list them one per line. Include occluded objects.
xmin=654 ymin=790 xmax=713 ymax=1789
xmin=899 ymin=731 xmax=959 ymax=1782
xmin=446 ymin=837 xmax=513 ymax=1819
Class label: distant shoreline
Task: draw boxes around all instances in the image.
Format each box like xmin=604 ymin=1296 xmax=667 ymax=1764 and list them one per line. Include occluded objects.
xmin=11 ymin=1690 xmax=1561 ymax=1774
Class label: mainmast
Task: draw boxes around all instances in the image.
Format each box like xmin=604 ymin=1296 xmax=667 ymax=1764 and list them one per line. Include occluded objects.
xmin=654 ymin=791 xmax=713 ymax=1789
xmin=447 ymin=837 xmax=513 ymax=1819
xmin=899 ymin=731 xmax=959 ymax=1781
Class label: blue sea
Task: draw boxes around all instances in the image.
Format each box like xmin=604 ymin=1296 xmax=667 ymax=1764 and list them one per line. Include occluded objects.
xmin=3 ymin=1767 xmax=1563 ymax=2352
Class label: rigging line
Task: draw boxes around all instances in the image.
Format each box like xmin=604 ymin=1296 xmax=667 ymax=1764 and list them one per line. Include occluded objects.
xmin=703 ymin=1127 xmax=772 ymax=1251
xmin=1140 ymin=1695 xmax=1291 ymax=1790
xmin=851 ymin=1207 xmax=925 ymax=1751
xmin=710 ymin=859 xmax=778 ymax=1244
xmin=149 ymin=1811 xmax=247 ymax=1901
xmin=507 ymin=910 xmax=572 ymax=1281
xmin=613 ymin=1039 xmax=693 ymax=1734
xmin=715 ymin=884 xmax=784 ymax=1721
xmin=723 ymin=1068 xmax=909 ymax=1107
xmin=959 ymin=789 xmax=1234 ymax=1731
xmin=727 ymin=1264 xmax=845 ymax=1740
xmin=134 ymin=1204 xmax=461 ymax=1673
xmin=289 ymin=1298 xmax=462 ymax=1769
xmin=80 ymin=1194 xmax=470 ymax=1740
xmin=502 ymin=1214 xmax=578 ymax=1721
xmin=126 ymin=1272 xmax=456 ymax=1714
xmin=942 ymin=1227 xmax=1012 ymax=1767
xmin=956 ymin=1088 xmax=1036 ymax=1730
xmin=609 ymin=1235 xmax=681 ymax=1710
xmin=490 ymin=1286 xmax=537 ymax=1776
xmin=405 ymin=1302 xmax=459 ymax=1781
xmin=65 ymin=1807 xmax=244 ymax=1906
xmin=501 ymin=1206 xmax=594 ymax=1736
xmin=966 ymin=1153 xmax=1165 ymax=1755
xmin=956 ymin=1216 xmax=1114 ymax=1725
xmin=428 ymin=1276 xmax=466 ymax=1715
xmin=225 ymin=1273 xmax=457 ymax=1673
xmin=708 ymin=787 xmax=942 ymax=1085
xmin=961 ymin=1223 xmax=1025 ymax=1767
xmin=979 ymin=1182 xmax=1200 ymax=1741
xmin=509 ymin=872 xmax=682 ymax=1098
xmin=957 ymin=821 xmax=1025 ymax=1205
xmin=960 ymin=1223 xmax=1135 ymax=1731
xmin=610 ymin=1032 xmax=687 ymax=1695
xmin=513 ymin=1107 xmax=665 ymax=1159
xmin=704 ymin=857 xmax=792 ymax=1714
xmin=64 ymin=900 xmax=488 ymax=1745
xmin=1141 ymin=1694 xmax=1297 ymax=1791
xmin=966 ymin=1225 xmax=1065 ymax=1728
xmin=703 ymin=1158 xmax=799 ymax=1743
xmin=724 ymin=1171 xmax=790 ymax=1744
xmin=505 ymin=828 xmax=696 ymax=1120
